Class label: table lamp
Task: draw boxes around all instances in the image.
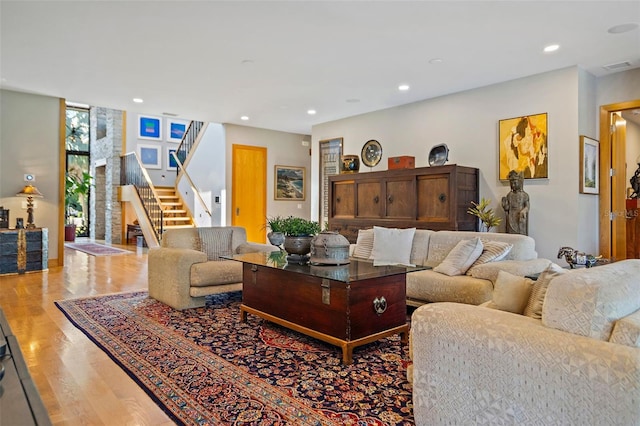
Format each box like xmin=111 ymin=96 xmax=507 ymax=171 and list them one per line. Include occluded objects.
xmin=16 ymin=184 xmax=43 ymax=229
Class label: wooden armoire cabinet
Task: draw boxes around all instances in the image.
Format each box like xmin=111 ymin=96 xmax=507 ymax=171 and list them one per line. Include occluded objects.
xmin=328 ymin=165 xmax=479 ymax=242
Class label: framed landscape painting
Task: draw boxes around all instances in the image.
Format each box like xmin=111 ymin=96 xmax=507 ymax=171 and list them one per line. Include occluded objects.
xmin=275 ymin=165 xmax=305 ymax=201
xmin=138 ymin=115 xmax=162 ymax=141
xmin=579 ymin=135 xmax=599 ymax=194
xmin=498 ymin=113 xmax=548 ymax=180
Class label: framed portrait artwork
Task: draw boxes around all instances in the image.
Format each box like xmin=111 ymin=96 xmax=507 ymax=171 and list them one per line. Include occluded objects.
xmin=275 ymin=165 xmax=305 ymax=201
xmin=138 ymin=115 xmax=162 ymax=141
xmin=167 ymin=148 xmax=178 ymax=171
xmin=137 ymin=144 xmax=161 ymax=169
xmin=579 ymin=135 xmax=599 ymax=194
xmin=166 ymin=119 xmax=189 ymax=143
xmin=498 ymin=113 xmax=548 ymax=180
xmin=318 ymin=137 xmax=343 ymax=224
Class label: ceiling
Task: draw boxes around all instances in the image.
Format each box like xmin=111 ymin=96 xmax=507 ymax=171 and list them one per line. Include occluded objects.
xmin=1 ymin=1 xmax=639 ymax=135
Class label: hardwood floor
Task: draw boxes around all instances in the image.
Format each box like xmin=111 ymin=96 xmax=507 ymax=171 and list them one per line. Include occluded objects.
xmin=0 ymin=242 xmax=173 ymax=425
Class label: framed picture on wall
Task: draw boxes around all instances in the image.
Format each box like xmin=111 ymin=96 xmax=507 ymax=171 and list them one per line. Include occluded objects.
xmin=138 ymin=115 xmax=162 ymax=140
xmin=275 ymin=165 xmax=305 ymax=201
xmin=167 ymin=148 xmax=178 ymax=171
xmin=579 ymin=135 xmax=599 ymax=194
xmin=498 ymin=113 xmax=548 ymax=180
xmin=166 ymin=119 xmax=189 ymax=143
xmin=319 ymin=137 xmax=343 ymax=224
xmin=138 ymin=144 xmax=161 ymax=169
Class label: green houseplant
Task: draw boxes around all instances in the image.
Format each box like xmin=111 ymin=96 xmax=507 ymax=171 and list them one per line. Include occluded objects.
xmin=65 ymin=166 xmax=93 ymax=241
xmin=467 ymin=198 xmax=502 ymax=232
xmin=279 ymin=216 xmax=321 ymax=261
xmin=265 ymin=215 xmax=287 ymax=247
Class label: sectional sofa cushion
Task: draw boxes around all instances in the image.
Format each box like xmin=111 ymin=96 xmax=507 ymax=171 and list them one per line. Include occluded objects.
xmin=492 ymin=270 xmax=535 ymax=314
xmin=523 ymin=263 xmax=566 ymax=319
xmin=468 ymin=240 xmax=513 ymax=271
xmin=371 ymin=226 xmax=416 ymax=266
xmin=353 ymin=228 xmax=374 ymax=259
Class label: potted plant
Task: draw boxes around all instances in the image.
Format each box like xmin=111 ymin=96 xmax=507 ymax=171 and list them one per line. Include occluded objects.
xmin=65 ymin=166 xmax=93 ymax=241
xmin=265 ymin=215 xmax=286 ymax=248
xmin=280 ymin=216 xmax=321 ymax=261
xmin=467 ymin=198 xmax=502 ymax=232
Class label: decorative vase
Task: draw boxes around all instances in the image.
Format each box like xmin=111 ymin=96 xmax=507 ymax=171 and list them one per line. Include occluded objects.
xmin=284 ymin=235 xmax=313 ymax=264
xmin=267 ymin=231 xmax=285 ymax=248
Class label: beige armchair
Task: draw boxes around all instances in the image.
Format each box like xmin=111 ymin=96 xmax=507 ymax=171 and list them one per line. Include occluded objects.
xmin=148 ymin=227 xmax=277 ymax=310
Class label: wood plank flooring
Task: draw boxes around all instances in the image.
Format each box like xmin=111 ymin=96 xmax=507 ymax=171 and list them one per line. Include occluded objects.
xmin=0 ymin=242 xmax=173 ymax=425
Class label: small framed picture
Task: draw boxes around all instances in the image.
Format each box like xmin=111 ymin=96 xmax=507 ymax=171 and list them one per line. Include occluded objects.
xmin=275 ymin=165 xmax=305 ymax=201
xmin=167 ymin=148 xmax=178 ymax=171
xmin=138 ymin=144 xmax=161 ymax=169
xmin=166 ymin=119 xmax=189 ymax=143
xmin=579 ymin=135 xmax=599 ymax=194
xmin=138 ymin=115 xmax=162 ymax=140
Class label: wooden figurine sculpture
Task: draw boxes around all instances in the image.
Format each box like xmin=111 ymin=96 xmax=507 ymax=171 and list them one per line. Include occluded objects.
xmin=502 ymin=170 xmax=529 ymax=235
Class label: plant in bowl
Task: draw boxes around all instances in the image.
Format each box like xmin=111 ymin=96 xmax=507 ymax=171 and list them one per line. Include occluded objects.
xmin=467 ymin=198 xmax=502 ymax=232
xmin=265 ymin=215 xmax=287 ymax=247
xmin=280 ymin=216 xmax=321 ymax=262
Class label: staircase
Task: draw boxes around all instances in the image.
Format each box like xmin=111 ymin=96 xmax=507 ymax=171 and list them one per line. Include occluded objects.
xmin=155 ymin=186 xmax=194 ymax=230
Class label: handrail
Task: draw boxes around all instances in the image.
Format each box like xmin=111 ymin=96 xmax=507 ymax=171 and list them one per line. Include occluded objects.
xmin=120 ymin=152 xmax=164 ymax=240
xmin=175 ymin=120 xmax=203 ymax=172
xmin=171 ymin=151 xmax=212 ymax=217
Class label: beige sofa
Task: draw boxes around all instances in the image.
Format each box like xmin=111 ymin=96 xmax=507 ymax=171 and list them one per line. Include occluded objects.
xmin=352 ymin=229 xmax=550 ymax=306
xmin=148 ymin=227 xmax=277 ymax=310
xmin=410 ymin=259 xmax=640 ymax=424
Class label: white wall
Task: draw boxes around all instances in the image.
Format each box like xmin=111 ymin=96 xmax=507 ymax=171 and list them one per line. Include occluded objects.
xmin=178 ymin=123 xmax=226 ymax=226
xmin=312 ymin=67 xmax=581 ymax=261
xmin=224 ymin=124 xmax=311 ymax=230
xmin=0 ymin=89 xmax=60 ymax=261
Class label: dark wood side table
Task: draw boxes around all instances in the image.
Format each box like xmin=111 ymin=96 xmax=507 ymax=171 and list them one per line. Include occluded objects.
xmin=0 ymin=228 xmax=48 ymax=275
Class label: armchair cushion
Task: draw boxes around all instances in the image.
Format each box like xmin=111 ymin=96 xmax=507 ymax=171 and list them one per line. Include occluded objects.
xmin=190 ymin=260 xmax=243 ymax=287
xmin=198 ymin=227 xmax=233 ymax=261
xmin=610 ymin=309 xmax=640 ymax=348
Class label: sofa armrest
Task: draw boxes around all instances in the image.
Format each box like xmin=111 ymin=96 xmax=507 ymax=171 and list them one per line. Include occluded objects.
xmin=148 ymin=247 xmax=208 ymax=309
xmin=236 ymin=242 xmax=279 ymax=254
xmin=411 ymin=302 xmax=640 ymax=425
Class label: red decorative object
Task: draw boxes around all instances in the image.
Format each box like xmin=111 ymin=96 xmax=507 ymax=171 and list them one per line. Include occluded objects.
xmin=388 ymin=156 xmax=415 ymax=169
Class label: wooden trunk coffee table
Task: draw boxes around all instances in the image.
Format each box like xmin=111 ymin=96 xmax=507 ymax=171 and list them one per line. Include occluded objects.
xmin=226 ymin=252 xmax=424 ymax=364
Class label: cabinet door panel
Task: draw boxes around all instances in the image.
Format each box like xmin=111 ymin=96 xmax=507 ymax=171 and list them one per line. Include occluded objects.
xmin=384 ymin=177 xmax=415 ymax=219
xmin=417 ymin=174 xmax=450 ymax=221
xmin=332 ymin=181 xmax=355 ymax=218
xmin=356 ymin=181 xmax=381 ymax=218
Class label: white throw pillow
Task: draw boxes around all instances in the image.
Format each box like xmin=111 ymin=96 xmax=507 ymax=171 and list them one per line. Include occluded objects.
xmin=467 ymin=240 xmax=513 ymax=273
xmin=433 ymin=237 xmax=484 ymax=276
xmin=492 ymin=270 xmax=535 ymax=314
xmin=371 ymin=226 xmax=416 ymax=266
xmin=523 ymin=263 xmax=567 ymax=319
xmin=353 ymin=228 xmax=374 ymax=259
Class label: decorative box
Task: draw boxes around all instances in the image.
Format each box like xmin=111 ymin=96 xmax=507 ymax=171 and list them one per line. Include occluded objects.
xmin=388 ymin=156 xmax=415 ymax=169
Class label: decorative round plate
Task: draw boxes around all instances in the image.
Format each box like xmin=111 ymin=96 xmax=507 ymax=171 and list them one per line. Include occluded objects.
xmin=361 ymin=139 xmax=382 ymax=167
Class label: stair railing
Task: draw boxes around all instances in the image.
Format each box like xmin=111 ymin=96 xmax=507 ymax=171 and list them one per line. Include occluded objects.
xmin=120 ymin=152 xmax=164 ymax=240
xmin=170 ymin=151 xmax=212 ymax=218
xmin=175 ymin=120 xmax=204 ymax=172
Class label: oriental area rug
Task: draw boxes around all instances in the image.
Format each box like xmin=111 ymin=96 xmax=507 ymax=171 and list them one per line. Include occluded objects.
xmin=55 ymin=291 xmax=414 ymax=425
xmin=64 ymin=242 xmax=132 ymax=256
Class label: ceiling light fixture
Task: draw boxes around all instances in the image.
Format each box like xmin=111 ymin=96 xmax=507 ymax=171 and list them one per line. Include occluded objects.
xmin=608 ymin=23 xmax=639 ymax=34
xmin=543 ymin=44 xmax=560 ymax=53
xmin=398 ymin=84 xmax=410 ymax=91
xmin=240 ymin=116 xmax=249 ymax=121
xmin=307 ymin=109 xmax=316 ymax=115
xmin=429 ymin=58 xmax=443 ymax=64
xmin=133 ymin=98 xmax=144 ymax=103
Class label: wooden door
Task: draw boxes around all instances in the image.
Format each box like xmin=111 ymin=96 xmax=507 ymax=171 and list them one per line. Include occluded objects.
xmin=232 ymin=144 xmax=267 ymax=243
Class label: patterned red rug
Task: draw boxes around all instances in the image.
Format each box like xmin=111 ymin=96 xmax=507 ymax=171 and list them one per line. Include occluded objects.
xmin=55 ymin=291 xmax=414 ymax=425
xmin=64 ymin=242 xmax=132 ymax=256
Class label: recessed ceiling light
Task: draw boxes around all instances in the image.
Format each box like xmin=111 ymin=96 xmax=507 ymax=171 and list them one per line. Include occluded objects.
xmin=608 ymin=23 xmax=639 ymax=34
xmin=307 ymin=109 xmax=316 ymax=115
xmin=398 ymin=84 xmax=410 ymax=91
xmin=543 ymin=44 xmax=560 ymax=53
xmin=241 ymin=59 xmax=254 ymax=65
xmin=133 ymin=98 xmax=144 ymax=103
xmin=240 ymin=116 xmax=249 ymax=121
xmin=429 ymin=58 xmax=443 ymax=64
